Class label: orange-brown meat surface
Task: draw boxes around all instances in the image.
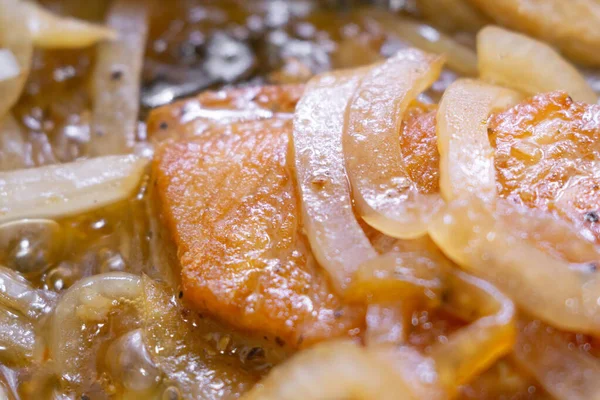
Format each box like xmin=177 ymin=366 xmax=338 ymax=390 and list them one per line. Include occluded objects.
xmin=151 ymin=86 xmax=364 ymax=348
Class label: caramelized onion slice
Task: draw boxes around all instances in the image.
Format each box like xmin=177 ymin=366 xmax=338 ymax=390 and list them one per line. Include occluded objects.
xmin=429 ymin=197 xmax=600 ymax=334
xmin=20 ymin=1 xmax=116 ymax=49
xmin=292 ymin=68 xmax=377 ymax=293
xmin=430 ymin=270 xmax=515 ymax=392
xmin=0 ymin=155 xmax=148 ymax=224
xmin=89 ymin=0 xmax=149 ymax=156
xmin=241 ymin=341 xmax=413 ymax=400
xmin=514 ymin=318 xmax=600 ymax=400
xmin=346 ymin=250 xmax=442 ymax=303
xmin=344 ymin=48 xmax=444 ymax=239
xmin=0 ymin=0 xmax=33 ymax=120
xmin=50 ymin=273 xmax=142 ymax=387
xmin=436 ymin=79 xmax=520 ymax=202
xmin=478 ymin=26 xmax=597 ymax=104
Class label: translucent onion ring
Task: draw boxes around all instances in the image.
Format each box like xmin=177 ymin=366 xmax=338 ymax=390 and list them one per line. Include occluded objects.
xmin=344 ymin=48 xmax=444 ymax=239
xmin=292 ymin=68 xmax=377 ymax=293
xmin=436 ymin=79 xmax=521 ymax=202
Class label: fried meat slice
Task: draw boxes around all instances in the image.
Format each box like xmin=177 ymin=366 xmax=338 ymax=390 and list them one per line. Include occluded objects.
xmin=152 ymin=86 xmax=363 ymax=348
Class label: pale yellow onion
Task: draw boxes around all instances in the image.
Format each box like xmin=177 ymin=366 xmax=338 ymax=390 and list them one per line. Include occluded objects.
xmin=514 ymin=318 xmax=600 ymax=400
xmin=0 ymin=306 xmax=41 ymax=366
xmin=0 ymin=0 xmax=33 ymax=120
xmin=436 ymin=79 xmax=520 ymax=202
xmin=20 ymin=1 xmax=116 ymax=49
xmin=0 ymin=49 xmax=19 ymax=82
xmin=429 ymin=269 xmax=515 ymax=393
xmin=364 ymin=10 xmax=477 ymax=76
xmin=0 ymin=266 xmax=56 ymax=321
xmin=50 ymin=272 xmax=142 ymax=387
xmin=364 ymin=303 xmax=408 ymax=346
xmin=240 ymin=340 xmax=414 ymax=400
xmin=89 ymin=0 xmax=149 ymax=156
xmin=429 ymin=197 xmax=600 ymax=334
xmin=344 ymin=48 xmax=444 ymax=239
xmin=0 ymin=155 xmax=148 ymax=224
xmin=468 ymin=0 xmax=600 ymax=66
xmin=477 ymin=26 xmax=597 ymax=103
xmin=292 ymin=68 xmax=377 ymax=293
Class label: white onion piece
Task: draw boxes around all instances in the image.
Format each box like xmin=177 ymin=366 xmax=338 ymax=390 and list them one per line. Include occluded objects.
xmin=0 ymin=155 xmax=148 ymax=224
xmin=89 ymin=0 xmax=149 ymax=156
xmin=241 ymin=341 xmax=414 ymax=400
xmin=292 ymin=68 xmax=377 ymax=293
xmin=0 ymin=306 xmax=41 ymax=366
xmin=20 ymin=1 xmax=116 ymax=49
xmin=0 ymin=49 xmax=18 ymax=82
xmin=477 ymin=26 xmax=597 ymax=104
xmin=0 ymin=266 xmax=56 ymax=321
xmin=344 ymin=48 xmax=444 ymax=239
xmin=429 ymin=197 xmax=600 ymax=334
xmin=0 ymin=0 xmax=33 ymax=120
xmin=514 ymin=319 xmax=600 ymax=400
xmin=365 ymin=11 xmax=477 ymax=76
xmin=50 ymin=272 xmax=142 ymax=387
xmin=436 ymin=79 xmax=520 ymax=202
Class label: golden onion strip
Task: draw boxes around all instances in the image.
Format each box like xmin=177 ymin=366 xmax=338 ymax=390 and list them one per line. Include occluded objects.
xmin=429 ymin=197 xmax=600 ymax=334
xmin=90 ymin=0 xmax=149 ymax=156
xmin=344 ymin=48 xmax=444 ymax=239
xmin=292 ymin=68 xmax=377 ymax=293
xmin=20 ymin=1 xmax=116 ymax=49
xmin=430 ymin=269 xmax=515 ymax=393
xmin=514 ymin=318 xmax=600 ymax=400
xmin=436 ymin=79 xmax=520 ymax=202
xmin=477 ymin=26 xmax=597 ymax=103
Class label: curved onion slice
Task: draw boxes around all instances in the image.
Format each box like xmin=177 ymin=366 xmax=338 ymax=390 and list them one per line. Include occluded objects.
xmin=365 ymin=303 xmax=409 ymax=346
xmin=364 ymin=11 xmax=477 ymax=76
xmin=50 ymin=272 xmax=142 ymax=387
xmin=89 ymin=0 xmax=149 ymax=156
xmin=469 ymin=0 xmax=600 ymax=67
xmin=0 ymin=306 xmax=41 ymax=366
xmin=416 ymin=0 xmax=488 ymax=33
xmin=429 ymin=197 xmax=600 ymax=334
xmin=0 ymin=0 xmax=33 ymax=120
xmin=292 ymin=68 xmax=377 ymax=293
xmin=20 ymin=1 xmax=116 ymax=49
xmin=0 ymin=266 xmax=56 ymax=321
xmin=241 ymin=341 xmax=414 ymax=400
xmin=0 ymin=49 xmax=19 ymax=82
xmin=344 ymin=48 xmax=444 ymax=239
xmin=436 ymin=79 xmax=520 ymax=202
xmin=0 ymin=116 xmax=32 ymax=171
xmin=514 ymin=318 xmax=600 ymax=400
xmin=430 ymin=269 xmax=515 ymax=392
xmin=477 ymin=26 xmax=597 ymax=104
xmin=0 ymin=155 xmax=148 ymax=224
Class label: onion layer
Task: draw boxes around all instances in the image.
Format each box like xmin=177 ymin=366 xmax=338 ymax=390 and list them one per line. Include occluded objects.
xmin=292 ymin=68 xmax=377 ymax=293
xmin=0 ymin=49 xmax=19 ymax=82
xmin=436 ymin=79 xmax=520 ymax=202
xmin=0 ymin=155 xmax=148 ymax=224
xmin=50 ymin=272 xmax=142 ymax=388
xmin=0 ymin=0 xmax=33 ymax=120
xmin=429 ymin=197 xmax=600 ymax=334
xmin=90 ymin=0 xmax=149 ymax=156
xmin=477 ymin=26 xmax=597 ymax=104
xmin=344 ymin=48 xmax=444 ymax=239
